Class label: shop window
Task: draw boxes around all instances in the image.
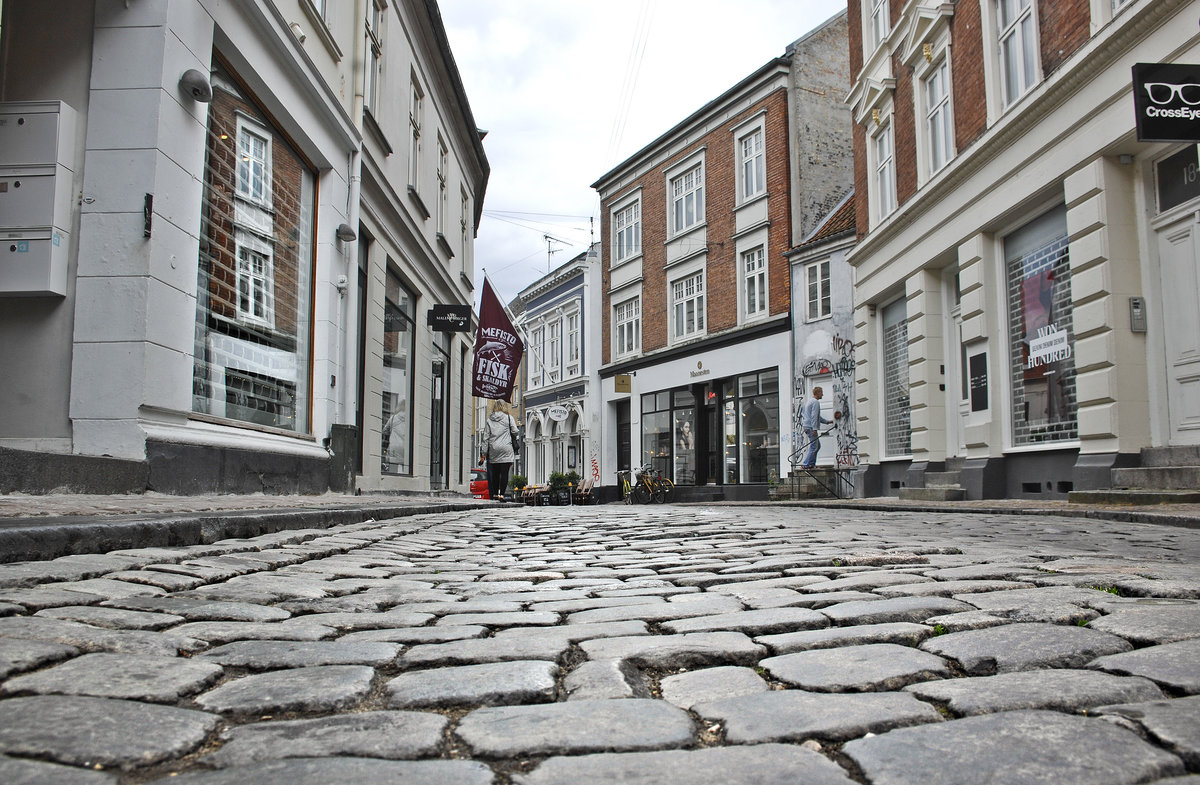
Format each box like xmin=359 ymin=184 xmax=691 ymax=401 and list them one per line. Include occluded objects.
xmin=382 ymin=269 xmax=416 ymax=475
xmin=882 ymin=298 xmax=911 ymax=456
xmin=192 ymin=59 xmax=313 ymax=434
xmin=735 ymin=369 xmax=779 ymax=483
xmin=1006 ymin=206 xmax=1077 ymax=446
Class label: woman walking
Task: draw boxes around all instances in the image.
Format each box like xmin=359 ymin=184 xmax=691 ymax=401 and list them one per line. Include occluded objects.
xmin=481 ymin=400 xmax=520 ymax=501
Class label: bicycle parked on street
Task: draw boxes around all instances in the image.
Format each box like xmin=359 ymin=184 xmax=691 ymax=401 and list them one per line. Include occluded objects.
xmin=619 ymin=465 xmax=674 ymax=504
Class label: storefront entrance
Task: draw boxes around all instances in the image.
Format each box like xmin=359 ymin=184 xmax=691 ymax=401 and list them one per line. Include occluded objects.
xmin=1155 ymin=212 xmax=1200 ymax=445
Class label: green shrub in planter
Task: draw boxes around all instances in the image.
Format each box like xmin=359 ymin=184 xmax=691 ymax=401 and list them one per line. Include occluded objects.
xmin=564 ymin=470 xmax=581 ymax=489
xmin=510 ymin=474 xmax=527 ymax=491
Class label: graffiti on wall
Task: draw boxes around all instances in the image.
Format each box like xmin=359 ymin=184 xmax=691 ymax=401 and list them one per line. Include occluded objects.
xmin=794 ymin=330 xmax=860 ymax=467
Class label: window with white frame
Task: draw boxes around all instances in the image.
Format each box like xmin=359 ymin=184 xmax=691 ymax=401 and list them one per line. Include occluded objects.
xmin=873 ymin=120 xmax=896 ymax=221
xmin=235 ymin=231 xmax=274 ymax=325
xmin=739 ymin=129 xmax=765 ymax=201
xmin=567 ymin=311 xmax=580 ymax=372
xmin=236 ymin=124 xmax=270 ymax=205
xmin=742 ymin=247 xmax=767 ymax=319
xmin=364 ymin=1 xmax=384 ymax=114
xmin=806 ymin=258 xmax=831 ymax=321
xmin=671 ymin=163 xmax=705 ymax=234
xmin=614 ymin=200 xmax=640 ymax=262
xmin=997 ymin=0 xmax=1038 ymax=108
xmin=548 ymin=320 xmax=561 ymax=382
xmin=530 ymin=326 xmax=545 ymax=386
xmin=672 ymin=271 xmax=706 ymax=340
xmin=436 ymin=137 xmax=448 ymax=235
xmin=925 ymin=57 xmax=954 ymax=175
xmin=869 ymin=0 xmax=889 ymax=51
xmin=614 ymin=297 xmax=640 ymax=357
xmin=409 ymin=78 xmax=423 ymax=188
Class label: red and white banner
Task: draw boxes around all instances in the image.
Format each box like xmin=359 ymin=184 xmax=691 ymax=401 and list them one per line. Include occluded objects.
xmin=472 ymin=278 xmax=523 ymax=401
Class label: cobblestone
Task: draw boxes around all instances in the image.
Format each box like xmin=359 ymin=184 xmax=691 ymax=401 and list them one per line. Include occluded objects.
xmin=0 ymin=501 xmax=1196 ymax=782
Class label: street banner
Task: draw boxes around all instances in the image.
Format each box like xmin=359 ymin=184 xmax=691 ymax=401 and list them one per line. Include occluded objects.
xmin=472 ymin=278 xmax=523 ymax=401
xmin=1133 ymin=62 xmax=1200 ymax=142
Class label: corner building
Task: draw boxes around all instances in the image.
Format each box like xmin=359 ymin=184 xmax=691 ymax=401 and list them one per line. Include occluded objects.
xmin=593 ymin=13 xmax=850 ymax=499
xmin=846 ymin=0 xmax=1197 ymax=498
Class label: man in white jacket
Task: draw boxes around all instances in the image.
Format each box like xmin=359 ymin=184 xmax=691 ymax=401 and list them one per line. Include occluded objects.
xmin=481 ymin=400 xmax=520 ymax=500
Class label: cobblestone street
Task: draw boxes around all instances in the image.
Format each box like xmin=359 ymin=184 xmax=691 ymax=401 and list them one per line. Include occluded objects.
xmin=0 ymin=503 xmax=1198 ymax=784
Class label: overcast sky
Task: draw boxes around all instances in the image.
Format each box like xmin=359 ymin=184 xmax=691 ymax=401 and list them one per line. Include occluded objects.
xmin=440 ymin=0 xmax=848 ymax=307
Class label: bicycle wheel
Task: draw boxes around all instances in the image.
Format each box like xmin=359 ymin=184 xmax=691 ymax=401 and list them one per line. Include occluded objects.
xmin=631 ymin=479 xmax=652 ymax=504
xmin=655 ymin=477 xmax=675 ymax=503
xmin=620 ymin=476 xmax=634 ymax=504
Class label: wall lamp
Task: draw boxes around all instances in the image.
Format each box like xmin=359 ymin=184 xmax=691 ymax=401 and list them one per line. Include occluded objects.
xmin=179 ymin=69 xmax=212 ymax=103
xmin=336 ymin=223 xmax=357 ymax=243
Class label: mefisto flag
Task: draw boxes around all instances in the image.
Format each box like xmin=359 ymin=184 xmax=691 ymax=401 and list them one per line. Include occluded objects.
xmin=472 ymin=278 xmax=524 ymax=401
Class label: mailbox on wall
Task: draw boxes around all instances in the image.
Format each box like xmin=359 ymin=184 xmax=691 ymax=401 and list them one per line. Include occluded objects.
xmin=0 ymin=101 xmax=77 ymax=296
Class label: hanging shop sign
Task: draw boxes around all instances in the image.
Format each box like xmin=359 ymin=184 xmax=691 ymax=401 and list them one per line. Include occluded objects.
xmin=547 ymin=404 xmax=570 ymax=422
xmin=1133 ymin=63 xmax=1200 ymax=142
xmin=428 ymin=304 xmax=471 ymax=332
xmin=614 ymin=374 xmax=632 ymax=393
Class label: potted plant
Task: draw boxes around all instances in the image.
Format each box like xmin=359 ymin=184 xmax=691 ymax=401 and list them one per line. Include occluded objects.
xmin=547 ymin=471 xmax=571 ymax=505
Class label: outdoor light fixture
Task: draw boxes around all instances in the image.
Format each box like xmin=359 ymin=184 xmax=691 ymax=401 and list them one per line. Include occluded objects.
xmin=336 ymin=223 xmax=357 ymax=242
xmin=179 ymin=69 xmax=212 ymax=103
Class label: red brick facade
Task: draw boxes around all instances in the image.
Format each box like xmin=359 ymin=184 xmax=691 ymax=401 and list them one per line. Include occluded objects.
xmin=599 ymin=88 xmax=793 ymax=365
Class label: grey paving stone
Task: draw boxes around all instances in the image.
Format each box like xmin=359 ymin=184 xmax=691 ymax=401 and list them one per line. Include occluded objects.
xmin=821 ymin=596 xmax=974 ymax=626
xmin=1091 ymin=639 xmax=1200 ymax=694
xmin=0 ymin=695 xmax=218 ymax=769
xmin=0 ymin=615 xmax=206 ymax=656
xmin=772 ymin=589 xmax=883 ymax=608
xmin=921 ymin=564 xmax=1048 ymax=581
xmin=874 ymin=579 xmax=1036 ymax=597
xmin=800 ymin=572 xmax=929 ymax=593
xmin=513 ymin=743 xmax=856 ymax=785
xmin=196 ymin=640 xmax=401 ymax=669
xmin=707 ymin=575 xmax=833 ymax=593
xmin=842 ymin=710 xmax=1185 ymax=785
xmin=280 ymin=610 xmax=434 ymax=631
xmin=566 ymin=595 xmax=743 ymax=624
xmin=34 ymin=605 xmax=184 ymax=630
xmin=953 ymin=585 xmax=1108 ymax=624
xmin=0 ymin=755 xmax=118 ymax=784
xmin=564 ymin=659 xmax=649 ymax=700
xmin=579 ymin=631 xmax=765 ymax=669
xmin=693 ymin=689 xmax=942 ymax=743
xmin=46 ymin=578 xmax=166 ymax=601
xmin=1086 ymin=605 xmax=1200 ymax=645
xmin=105 ymin=569 xmax=208 ymax=591
xmin=436 ymin=611 xmax=560 ymax=627
xmin=497 ymin=620 xmax=650 ymax=644
xmin=660 ymin=665 xmax=769 ymax=709
xmin=0 ymin=585 xmax=104 ymax=611
xmin=1097 ymin=695 xmax=1200 ymax=769
xmin=757 ymin=622 xmax=932 ymax=654
xmin=341 ymin=624 xmax=488 ymax=643
xmin=1145 ymin=777 xmax=1200 ymax=785
xmin=0 ymin=554 xmax=150 ymax=588
xmin=1 ymin=652 xmax=223 ymax=702
xmin=194 ymin=664 xmax=375 ymax=716
xmin=921 ymin=610 xmax=1011 ymax=632
xmin=904 ymin=668 xmax=1165 ymax=716
xmin=0 ymin=637 xmax=78 ymax=679
xmin=387 ymin=659 xmax=558 ymax=708
xmin=204 ymin=710 xmax=448 ymax=767
xmin=104 ymin=597 xmax=292 ymax=622
xmin=528 ymin=595 xmax=662 ymax=613
xmin=920 ymin=622 xmax=1133 ymax=675
xmin=761 ymin=643 xmax=950 ymax=692
xmin=659 ymin=607 xmax=828 ymax=635
xmin=400 ymin=633 xmax=570 ymax=668
xmin=456 ymin=698 xmax=694 ymax=757
xmin=148 ymin=758 xmax=495 ymax=785
xmin=167 ymin=621 xmax=335 ymax=644
xmin=0 ymin=602 xmax=22 ymax=616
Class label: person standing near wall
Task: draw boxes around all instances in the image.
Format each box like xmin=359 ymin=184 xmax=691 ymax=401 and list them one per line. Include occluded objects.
xmin=481 ymin=400 xmax=520 ymax=501
xmin=799 ymin=386 xmax=839 ymax=469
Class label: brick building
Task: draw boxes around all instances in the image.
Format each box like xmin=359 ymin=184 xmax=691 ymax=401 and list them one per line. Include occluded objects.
xmin=592 ymin=12 xmax=850 ymax=498
xmin=845 ymin=0 xmax=1197 ymax=499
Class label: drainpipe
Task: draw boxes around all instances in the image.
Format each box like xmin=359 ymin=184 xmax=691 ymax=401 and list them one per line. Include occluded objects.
xmin=340 ymin=0 xmax=367 ymax=424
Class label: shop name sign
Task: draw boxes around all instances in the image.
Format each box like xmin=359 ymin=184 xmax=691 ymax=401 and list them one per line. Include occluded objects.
xmin=547 ymin=405 xmax=569 ymax=422
xmin=1133 ymin=63 xmax=1200 ymax=142
xmin=1027 ymin=324 xmax=1072 ymax=369
xmin=428 ymin=304 xmax=471 ymax=332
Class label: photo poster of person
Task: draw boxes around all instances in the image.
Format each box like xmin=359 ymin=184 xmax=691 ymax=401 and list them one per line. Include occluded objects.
xmin=674 ymin=410 xmax=695 ymax=484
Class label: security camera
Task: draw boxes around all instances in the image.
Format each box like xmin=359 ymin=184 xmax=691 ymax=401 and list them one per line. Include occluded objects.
xmin=180 ymin=69 xmax=213 ymax=103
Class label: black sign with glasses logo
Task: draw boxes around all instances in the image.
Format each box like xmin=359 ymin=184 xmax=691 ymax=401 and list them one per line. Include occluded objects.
xmin=1133 ymin=63 xmax=1200 ymax=142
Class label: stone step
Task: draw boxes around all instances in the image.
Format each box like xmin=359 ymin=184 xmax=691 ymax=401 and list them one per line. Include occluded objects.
xmin=923 ymin=472 xmax=962 ymax=488
xmin=1069 ymin=489 xmax=1200 ymax=505
xmin=1111 ymin=466 xmax=1200 ymax=491
xmin=1139 ymin=445 xmax=1200 ymax=468
xmin=899 ymin=487 xmax=967 ymax=502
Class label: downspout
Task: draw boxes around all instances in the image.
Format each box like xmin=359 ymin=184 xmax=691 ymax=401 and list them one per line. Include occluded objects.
xmin=341 ymin=0 xmax=367 ymax=425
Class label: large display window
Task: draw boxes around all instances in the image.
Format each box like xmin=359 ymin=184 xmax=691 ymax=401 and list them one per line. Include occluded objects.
xmin=382 ymin=270 xmax=416 ymax=474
